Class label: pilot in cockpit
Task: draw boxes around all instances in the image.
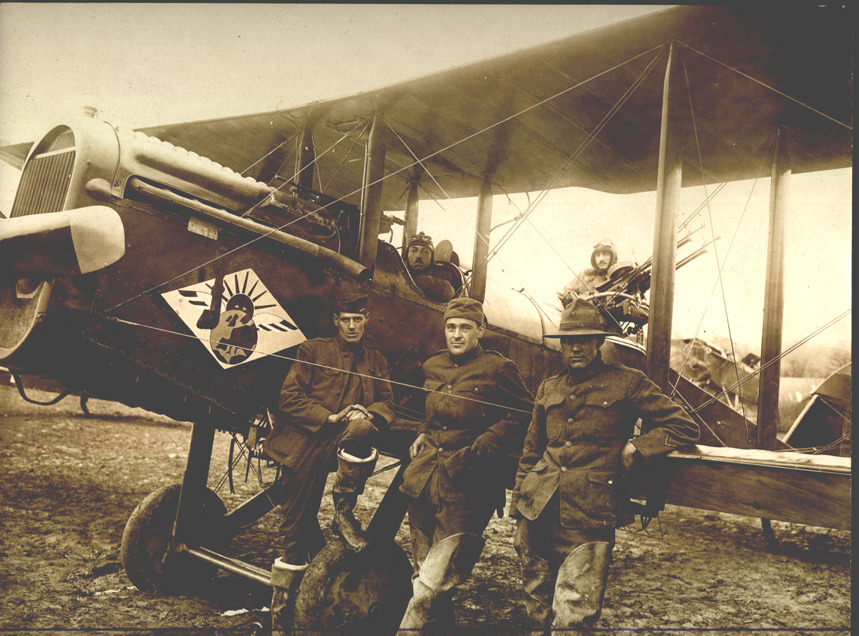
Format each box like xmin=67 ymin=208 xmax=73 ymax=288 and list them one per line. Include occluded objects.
xmin=557 ymin=238 xmax=617 ymax=308
xmin=403 ymin=232 xmax=456 ymax=303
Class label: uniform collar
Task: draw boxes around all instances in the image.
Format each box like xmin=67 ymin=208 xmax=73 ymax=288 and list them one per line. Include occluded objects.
xmin=448 ymin=343 xmax=483 ymax=365
xmin=335 ymin=334 xmax=365 ymax=358
xmin=561 ymin=351 xmax=605 ymax=382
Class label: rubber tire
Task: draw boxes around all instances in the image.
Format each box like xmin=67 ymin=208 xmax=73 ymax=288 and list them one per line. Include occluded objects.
xmin=121 ymin=483 xmax=228 ymax=593
xmin=294 ymin=539 xmax=413 ymax=635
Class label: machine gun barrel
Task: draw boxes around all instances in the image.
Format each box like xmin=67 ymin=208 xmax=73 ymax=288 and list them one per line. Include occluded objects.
xmin=601 ymin=234 xmax=716 ymax=301
xmin=675 ymin=242 xmax=711 ymax=270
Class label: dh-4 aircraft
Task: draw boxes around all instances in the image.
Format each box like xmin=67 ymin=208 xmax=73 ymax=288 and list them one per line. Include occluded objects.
xmin=0 ymin=4 xmax=851 ymax=632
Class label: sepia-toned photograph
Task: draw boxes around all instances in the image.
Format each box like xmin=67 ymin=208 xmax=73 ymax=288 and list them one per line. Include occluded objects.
xmin=0 ymin=4 xmax=850 ymax=634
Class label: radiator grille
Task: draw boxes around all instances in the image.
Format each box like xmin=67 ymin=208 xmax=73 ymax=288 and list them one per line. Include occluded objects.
xmin=10 ymin=149 xmax=76 ymax=218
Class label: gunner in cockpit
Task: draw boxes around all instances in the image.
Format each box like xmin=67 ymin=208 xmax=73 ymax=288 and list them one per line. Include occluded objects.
xmin=558 ymin=239 xmax=617 ymax=307
xmin=404 ymin=232 xmax=456 ymax=303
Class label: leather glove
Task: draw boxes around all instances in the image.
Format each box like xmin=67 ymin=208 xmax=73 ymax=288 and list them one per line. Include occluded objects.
xmin=470 ymin=430 xmax=502 ymax=459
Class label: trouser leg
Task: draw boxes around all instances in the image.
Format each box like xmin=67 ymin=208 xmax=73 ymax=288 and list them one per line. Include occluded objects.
xmin=276 ymin=450 xmax=330 ymax=564
xmin=406 ymin=488 xmax=436 ymax=576
xmin=514 ymin=518 xmax=555 ymax=633
xmin=270 ymin=558 xmax=308 ymax=636
xmin=552 ymin=540 xmax=613 ymax=631
xmin=397 ymin=532 xmax=486 ymax=633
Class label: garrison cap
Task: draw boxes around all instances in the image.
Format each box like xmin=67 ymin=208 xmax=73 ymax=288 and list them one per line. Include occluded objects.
xmin=406 ymin=232 xmax=435 ymax=252
xmin=443 ymin=297 xmax=484 ymax=325
xmin=545 ymin=298 xmax=612 ymax=338
xmin=333 ymin=291 xmax=368 ymax=314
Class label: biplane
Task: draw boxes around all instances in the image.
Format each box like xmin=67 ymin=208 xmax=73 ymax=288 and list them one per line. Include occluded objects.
xmin=0 ymin=4 xmax=851 ymax=632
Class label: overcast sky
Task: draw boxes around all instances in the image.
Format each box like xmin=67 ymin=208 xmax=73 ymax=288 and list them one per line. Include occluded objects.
xmin=0 ymin=3 xmax=851 ymax=350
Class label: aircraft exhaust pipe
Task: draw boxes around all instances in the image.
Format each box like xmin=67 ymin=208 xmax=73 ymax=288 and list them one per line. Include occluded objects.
xmin=117 ymin=178 xmax=370 ymax=283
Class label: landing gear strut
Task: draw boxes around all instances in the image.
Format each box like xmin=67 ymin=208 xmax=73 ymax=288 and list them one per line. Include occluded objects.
xmin=121 ymin=422 xmax=230 ymax=592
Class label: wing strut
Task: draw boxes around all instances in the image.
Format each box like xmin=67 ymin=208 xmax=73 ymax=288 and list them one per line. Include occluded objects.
xmin=757 ymin=128 xmax=790 ymax=450
xmin=403 ymin=180 xmax=419 ymax=248
xmin=294 ymin=127 xmax=316 ymax=191
xmin=471 ymin=177 xmax=493 ymax=302
xmin=358 ymin=115 xmax=387 ymax=271
xmin=646 ymin=42 xmax=683 ymax=392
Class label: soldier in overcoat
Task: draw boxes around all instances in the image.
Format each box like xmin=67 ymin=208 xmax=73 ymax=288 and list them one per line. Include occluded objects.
xmin=263 ymin=293 xmax=394 ymax=634
xmin=510 ymin=298 xmax=699 ymax=632
xmin=397 ymin=297 xmax=534 ymax=631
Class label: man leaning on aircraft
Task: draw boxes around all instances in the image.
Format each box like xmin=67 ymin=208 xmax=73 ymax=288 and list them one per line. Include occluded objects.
xmin=262 ymin=292 xmax=394 ymax=635
xmin=397 ymin=297 xmax=534 ymax=632
xmin=510 ymin=298 xmax=699 ymax=633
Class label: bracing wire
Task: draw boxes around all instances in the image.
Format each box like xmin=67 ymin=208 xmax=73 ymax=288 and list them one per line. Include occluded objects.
xmin=104 ymin=122 xmax=370 ymax=313
xmin=103 ymin=316 xmax=534 ymax=415
xmin=668 ymin=136 xmax=772 ymax=400
xmin=239 ymin=130 xmax=301 ymax=179
xmin=85 ymin=38 xmax=848 ymax=449
xmin=323 ymin=120 xmax=371 ymax=193
xmin=239 ymin=120 xmax=366 ymax=218
xmin=465 ymin=46 xmax=665 ymax=314
xmin=678 ymin=41 xmax=852 ymax=131
xmin=387 ymin=46 xmax=663 ymax=372
xmin=104 ymin=45 xmax=665 ymax=316
xmin=680 ymin=52 xmax=750 ymax=433
xmin=687 ymin=309 xmax=852 ymax=416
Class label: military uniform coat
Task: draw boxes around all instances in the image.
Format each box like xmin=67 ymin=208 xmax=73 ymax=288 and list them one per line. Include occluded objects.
xmin=264 ymin=336 xmax=394 ymax=472
xmin=400 ymin=344 xmax=533 ymax=504
xmin=512 ymin=354 xmax=699 ymax=529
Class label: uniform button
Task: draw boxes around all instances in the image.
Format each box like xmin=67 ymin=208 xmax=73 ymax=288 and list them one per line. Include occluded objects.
xmin=454 ymin=363 xmax=459 ymax=367
xmin=560 ymin=466 xmax=567 ymax=472
xmin=567 ymin=418 xmax=573 ymax=423
xmin=608 ymin=480 xmax=614 ymax=485
xmin=565 ymin=441 xmax=572 ymax=447
xmin=447 ymin=385 xmax=453 ymax=390
xmin=442 ymin=426 xmax=448 ymax=431
xmin=438 ymin=447 xmax=444 ymax=452
xmin=474 ymin=387 xmax=479 ymax=392
xmin=603 ymin=401 xmax=608 ymax=405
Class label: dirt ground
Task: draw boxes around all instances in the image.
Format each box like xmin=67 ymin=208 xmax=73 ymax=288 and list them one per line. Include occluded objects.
xmin=0 ymin=384 xmax=851 ymax=634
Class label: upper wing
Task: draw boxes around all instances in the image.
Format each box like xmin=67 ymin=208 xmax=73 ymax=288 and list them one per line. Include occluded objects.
xmin=2 ymin=5 xmax=851 ymax=208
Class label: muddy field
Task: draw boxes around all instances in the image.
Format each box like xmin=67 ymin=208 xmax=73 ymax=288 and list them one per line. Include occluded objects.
xmin=0 ymin=384 xmax=851 ymax=634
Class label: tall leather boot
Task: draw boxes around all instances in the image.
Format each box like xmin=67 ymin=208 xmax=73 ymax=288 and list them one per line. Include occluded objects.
xmin=331 ymin=447 xmax=378 ymax=551
xmin=397 ymin=532 xmax=485 ymax=634
xmin=270 ymin=558 xmax=307 ymax=636
xmin=551 ymin=541 xmax=612 ymax=632
xmin=516 ymin=537 xmax=556 ymax=634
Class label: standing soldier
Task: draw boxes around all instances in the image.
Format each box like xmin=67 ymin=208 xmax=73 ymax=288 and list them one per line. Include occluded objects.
xmin=263 ymin=293 xmax=394 ymax=635
xmin=510 ymin=298 xmax=699 ymax=633
xmin=398 ymin=297 xmax=534 ymax=632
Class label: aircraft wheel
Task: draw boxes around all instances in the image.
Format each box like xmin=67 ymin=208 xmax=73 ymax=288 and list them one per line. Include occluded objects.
xmin=294 ymin=539 xmax=413 ymax=635
xmin=121 ymin=484 xmax=228 ymax=593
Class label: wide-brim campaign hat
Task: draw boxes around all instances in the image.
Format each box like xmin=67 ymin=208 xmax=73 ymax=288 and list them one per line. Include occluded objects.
xmin=545 ymin=297 xmax=613 ymax=338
